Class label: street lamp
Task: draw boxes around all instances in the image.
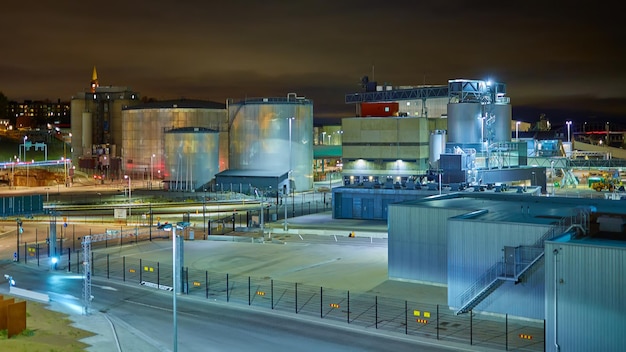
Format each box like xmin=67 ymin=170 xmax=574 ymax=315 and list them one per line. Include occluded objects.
xmin=160 ymin=223 xmax=178 ymax=351
xmin=566 ymin=121 xmax=572 ymax=143
xmin=124 ymin=175 xmax=131 ymax=216
xmin=516 ymin=121 xmax=520 ymax=140
xmin=63 ymin=133 xmax=72 ymax=187
xmin=23 ymin=135 xmax=27 ymax=164
xmin=322 ymin=131 xmax=326 ymax=145
xmin=285 ymin=117 xmax=294 ymax=232
xmin=150 ymin=154 xmax=155 ymax=190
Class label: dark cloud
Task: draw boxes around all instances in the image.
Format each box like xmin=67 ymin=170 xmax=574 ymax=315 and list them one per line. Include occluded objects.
xmin=1 ymin=1 xmax=625 ymax=123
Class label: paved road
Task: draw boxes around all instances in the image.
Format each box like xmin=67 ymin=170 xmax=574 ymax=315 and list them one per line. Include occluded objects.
xmin=0 ymin=262 xmax=493 ymax=352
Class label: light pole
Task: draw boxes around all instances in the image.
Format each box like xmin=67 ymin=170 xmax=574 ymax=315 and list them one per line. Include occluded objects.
xmin=124 ymin=175 xmax=131 ymax=216
xmin=23 ymin=136 xmax=28 ymax=187
xmin=516 ymin=121 xmax=520 ymax=140
xmin=566 ymin=121 xmax=572 ymax=143
xmin=150 ymin=154 xmax=155 ymax=190
xmin=479 ymin=117 xmax=485 ymax=151
xmin=23 ymin=135 xmax=27 ymax=164
xmin=172 ymin=225 xmax=178 ymax=352
xmin=63 ymin=133 xmax=71 ymax=186
xmin=161 ymin=224 xmax=178 ymax=352
xmin=285 ymin=117 xmax=294 ymax=232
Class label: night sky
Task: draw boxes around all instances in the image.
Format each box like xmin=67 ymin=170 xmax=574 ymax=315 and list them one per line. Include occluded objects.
xmin=1 ymin=1 xmax=625 ymax=125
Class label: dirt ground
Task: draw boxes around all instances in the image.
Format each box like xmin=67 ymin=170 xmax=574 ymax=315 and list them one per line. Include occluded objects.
xmin=0 ymin=296 xmax=92 ymax=352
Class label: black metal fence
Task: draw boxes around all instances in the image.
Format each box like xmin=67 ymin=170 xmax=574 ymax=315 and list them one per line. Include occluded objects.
xmin=26 ymin=247 xmax=545 ymax=352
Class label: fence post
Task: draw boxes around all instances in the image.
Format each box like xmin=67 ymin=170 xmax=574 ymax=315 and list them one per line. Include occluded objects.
xmin=295 ymin=283 xmax=298 ymax=314
xmin=320 ymin=287 xmax=323 ymax=319
xmin=36 ymin=243 xmax=39 ymax=267
xmin=470 ymin=309 xmax=473 ymax=345
xmin=226 ymin=274 xmax=229 ymax=302
xmin=123 ymin=257 xmax=126 ymax=282
xmin=248 ymin=276 xmax=251 ymax=305
xmin=91 ymin=251 xmax=94 ymax=277
xmin=157 ymin=262 xmax=160 ymax=289
xmin=271 ymin=280 xmax=274 ymax=310
xmin=437 ymin=304 xmax=440 ymax=340
xmin=405 ymin=301 xmax=408 ymax=335
xmin=506 ymin=313 xmax=508 ymax=351
xmin=140 ymin=258 xmax=143 ymax=283
xmin=107 ymin=254 xmax=110 ymax=279
xmin=67 ymin=248 xmax=71 ymax=273
xmin=347 ymin=291 xmax=350 ymax=324
xmin=205 ymin=271 xmax=208 ymax=299
xmin=375 ymin=296 xmax=378 ymax=329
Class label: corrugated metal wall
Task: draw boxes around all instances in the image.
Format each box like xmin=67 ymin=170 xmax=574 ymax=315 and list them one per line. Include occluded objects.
xmin=448 ymin=219 xmax=551 ymax=319
xmin=545 ymin=240 xmax=626 ymax=352
xmin=388 ymin=205 xmax=467 ymax=284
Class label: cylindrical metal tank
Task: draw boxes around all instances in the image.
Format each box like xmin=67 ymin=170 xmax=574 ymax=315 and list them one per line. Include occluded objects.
xmin=491 ymin=103 xmax=512 ymax=142
xmin=429 ymin=130 xmax=446 ymax=169
xmin=164 ymin=127 xmax=219 ymax=191
xmin=446 ymin=103 xmax=482 ymax=144
xmin=229 ymin=97 xmax=314 ymax=191
xmin=81 ymin=112 xmax=92 ymax=156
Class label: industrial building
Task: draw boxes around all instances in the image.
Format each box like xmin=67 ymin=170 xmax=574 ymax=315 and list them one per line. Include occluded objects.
xmin=70 ymin=67 xmax=141 ymax=174
xmin=388 ymin=192 xmax=625 ymax=352
xmin=335 ymin=78 xmax=546 ymax=220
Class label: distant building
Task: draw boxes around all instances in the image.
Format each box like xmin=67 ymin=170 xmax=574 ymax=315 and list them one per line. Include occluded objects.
xmin=70 ymin=67 xmax=141 ymax=175
xmin=7 ymin=99 xmax=70 ymax=130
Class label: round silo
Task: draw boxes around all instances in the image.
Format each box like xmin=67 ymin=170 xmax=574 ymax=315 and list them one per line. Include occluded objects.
xmin=164 ymin=127 xmax=219 ymax=191
xmin=446 ymin=103 xmax=482 ymax=144
xmin=429 ymin=130 xmax=446 ymax=169
xmin=491 ymin=103 xmax=512 ymax=142
xmin=229 ymin=97 xmax=314 ymax=191
xmin=82 ymin=112 xmax=92 ymax=154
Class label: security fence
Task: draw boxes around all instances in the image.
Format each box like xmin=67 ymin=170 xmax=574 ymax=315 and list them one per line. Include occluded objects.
xmin=28 ymin=247 xmax=545 ymax=351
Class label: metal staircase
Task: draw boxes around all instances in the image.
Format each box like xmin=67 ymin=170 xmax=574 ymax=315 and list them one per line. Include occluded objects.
xmin=455 ymin=208 xmax=590 ymax=315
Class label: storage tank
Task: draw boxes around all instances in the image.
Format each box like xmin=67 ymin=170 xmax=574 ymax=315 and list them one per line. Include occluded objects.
xmin=491 ymin=103 xmax=512 ymax=142
xmin=164 ymin=127 xmax=219 ymax=191
xmin=229 ymin=97 xmax=314 ymax=191
xmin=429 ymin=130 xmax=447 ymax=169
xmin=81 ymin=112 xmax=92 ymax=156
xmin=446 ymin=103 xmax=482 ymax=144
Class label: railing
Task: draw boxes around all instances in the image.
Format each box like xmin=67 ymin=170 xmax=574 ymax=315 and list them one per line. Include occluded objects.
xmin=456 ymin=207 xmax=590 ymax=315
xmin=455 ymin=262 xmax=505 ymax=314
xmin=23 ymin=249 xmax=545 ymax=352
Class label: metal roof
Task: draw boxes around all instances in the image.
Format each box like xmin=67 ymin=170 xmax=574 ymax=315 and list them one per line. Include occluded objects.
xmin=395 ymin=192 xmax=626 ymax=226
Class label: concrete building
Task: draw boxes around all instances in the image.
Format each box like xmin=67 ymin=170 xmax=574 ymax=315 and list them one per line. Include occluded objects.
xmin=70 ymin=67 xmax=140 ymax=173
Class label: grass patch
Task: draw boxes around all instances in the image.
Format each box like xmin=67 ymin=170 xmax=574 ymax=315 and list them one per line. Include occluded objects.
xmin=0 ymin=298 xmax=94 ymax=352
